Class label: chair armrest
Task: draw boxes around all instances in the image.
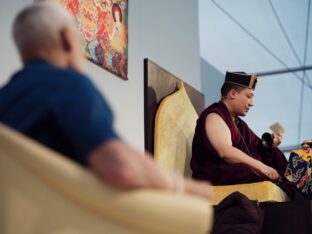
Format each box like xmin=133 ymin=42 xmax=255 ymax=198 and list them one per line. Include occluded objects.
xmin=0 ymin=124 xmax=213 ymax=234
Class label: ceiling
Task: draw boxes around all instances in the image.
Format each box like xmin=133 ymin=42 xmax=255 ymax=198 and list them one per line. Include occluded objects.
xmin=199 ymin=0 xmax=312 ymax=149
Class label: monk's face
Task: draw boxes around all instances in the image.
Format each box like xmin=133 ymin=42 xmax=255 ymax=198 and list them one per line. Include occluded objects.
xmin=232 ymin=88 xmax=254 ymax=116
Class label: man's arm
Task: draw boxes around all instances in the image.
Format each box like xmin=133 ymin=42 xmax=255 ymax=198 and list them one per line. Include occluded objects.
xmin=205 ymin=113 xmax=279 ymax=181
xmin=53 ymin=76 xmax=211 ymax=199
xmin=88 ymin=139 xmax=212 ymax=199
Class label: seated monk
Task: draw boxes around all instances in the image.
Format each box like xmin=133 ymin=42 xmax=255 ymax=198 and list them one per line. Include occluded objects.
xmin=191 ymin=71 xmax=288 ymax=185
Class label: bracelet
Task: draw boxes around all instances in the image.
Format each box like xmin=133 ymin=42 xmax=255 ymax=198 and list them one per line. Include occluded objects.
xmin=170 ymin=171 xmax=184 ymax=194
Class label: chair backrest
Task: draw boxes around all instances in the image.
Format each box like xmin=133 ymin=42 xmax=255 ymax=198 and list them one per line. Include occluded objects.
xmin=154 ymin=82 xmax=198 ymax=177
xmin=0 ymin=123 xmax=213 ymax=234
xmin=144 ymin=58 xmax=205 ymax=155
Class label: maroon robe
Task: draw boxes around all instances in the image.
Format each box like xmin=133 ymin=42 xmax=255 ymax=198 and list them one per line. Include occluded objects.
xmin=191 ymin=101 xmax=288 ymax=185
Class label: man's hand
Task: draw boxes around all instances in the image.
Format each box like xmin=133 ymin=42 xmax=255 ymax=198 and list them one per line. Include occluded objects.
xmin=183 ymin=178 xmax=213 ymax=200
xmin=271 ymin=133 xmax=282 ymax=148
xmin=257 ymin=162 xmax=280 ymax=181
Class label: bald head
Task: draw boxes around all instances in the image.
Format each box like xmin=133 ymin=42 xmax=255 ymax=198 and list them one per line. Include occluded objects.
xmin=13 ymin=1 xmax=85 ymax=72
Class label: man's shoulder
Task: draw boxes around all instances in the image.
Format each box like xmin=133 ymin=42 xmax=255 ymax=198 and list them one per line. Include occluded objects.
xmin=203 ymin=102 xmax=223 ymax=112
xmin=52 ymin=66 xmax=90 ymax=85
xmin=10 ymin=61 xmax=98 ymax=102
xmin=205 ymin=112 xmax=227 ymax=129
xmin=25 ymin=60 xmax=90 ymax=83
xmin=206 ymin=112 xmax=222 ymax=120
xmin=39 ymin=65 xmax=95 ymax=94
xmin=199 ymin=102 xmax=222 ymax=119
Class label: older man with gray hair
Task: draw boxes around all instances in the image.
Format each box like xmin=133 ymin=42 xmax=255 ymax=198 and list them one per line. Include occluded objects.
xmin=0 ymin=1 xmax=212 ymax=198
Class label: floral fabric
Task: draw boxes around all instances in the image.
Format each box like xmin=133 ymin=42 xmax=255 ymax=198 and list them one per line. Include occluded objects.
xmin=285 ymin=148 xmax=312 ymax=198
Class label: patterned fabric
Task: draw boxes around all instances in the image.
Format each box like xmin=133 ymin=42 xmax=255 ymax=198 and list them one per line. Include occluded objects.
xmin=285 ymin=148 xmax=312 ymax=198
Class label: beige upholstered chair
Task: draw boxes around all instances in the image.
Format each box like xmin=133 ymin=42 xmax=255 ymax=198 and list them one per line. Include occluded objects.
xmin=154 ymin=82 xmax=289 ymax=205
xmin=0 ymin=123 xmax=213 ymax=234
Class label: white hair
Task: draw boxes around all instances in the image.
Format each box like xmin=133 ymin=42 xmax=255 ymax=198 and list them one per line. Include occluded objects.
xmin=13 ymin=1 xmax=75 ymax=56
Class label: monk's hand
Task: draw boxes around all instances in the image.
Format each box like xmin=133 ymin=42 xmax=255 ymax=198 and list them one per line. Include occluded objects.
xmin=258 ymin=163 xmax=280 ymax=181
xmin=271 ymin=133 xmax=282 ymax=148
xmin=183 ymin=178 xmax=213 ymax=200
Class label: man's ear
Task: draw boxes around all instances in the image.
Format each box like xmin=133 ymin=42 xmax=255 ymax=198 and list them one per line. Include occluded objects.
xmin=60 ymin=27 xmax=72 ymax=52
xmin=228 ymin=89 xmax=237 ymax=99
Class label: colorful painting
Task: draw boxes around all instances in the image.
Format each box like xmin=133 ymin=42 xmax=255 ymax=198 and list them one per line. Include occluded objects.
xmin=55 ymin=0 xmax=128 ymax=80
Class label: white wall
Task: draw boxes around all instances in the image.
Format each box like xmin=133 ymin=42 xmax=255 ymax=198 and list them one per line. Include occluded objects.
xmin=0 ymin=0 xmax=200 ymax=151
xmin=0 ymin=0 xmax=32 ymax=85
xmin=200 ymin=57 xmax=223 ymax=106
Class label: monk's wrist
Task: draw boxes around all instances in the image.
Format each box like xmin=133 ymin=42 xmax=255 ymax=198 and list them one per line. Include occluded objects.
xmin=253 ymin=160 xmax=265 ymax=170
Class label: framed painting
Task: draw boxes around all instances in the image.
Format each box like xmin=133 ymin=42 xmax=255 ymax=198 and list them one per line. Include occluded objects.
xmin=54 ymin=0 xmax=128 ymax=80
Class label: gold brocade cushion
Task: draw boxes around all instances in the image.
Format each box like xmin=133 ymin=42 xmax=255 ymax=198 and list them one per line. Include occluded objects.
xmin=154 ymin=82 xmax=197 ymax=177
xmin=211 ymin=181 xmax=290 ymax=205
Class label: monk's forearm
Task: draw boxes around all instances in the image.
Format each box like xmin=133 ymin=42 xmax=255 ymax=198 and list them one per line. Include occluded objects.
xmin=221 ymin=146 xmax=263 ymax=170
